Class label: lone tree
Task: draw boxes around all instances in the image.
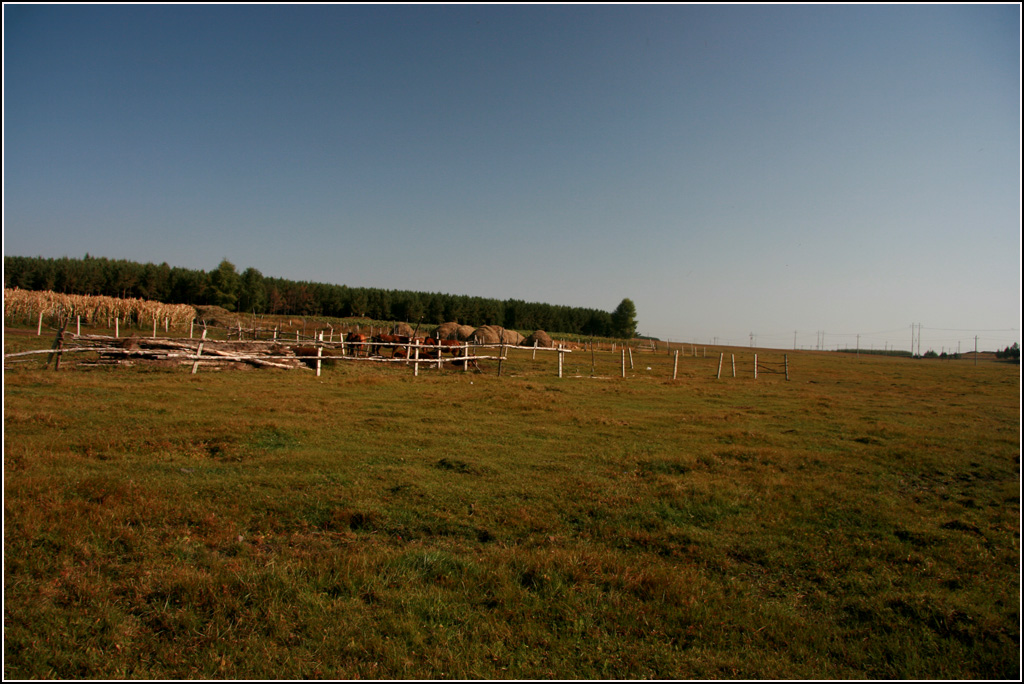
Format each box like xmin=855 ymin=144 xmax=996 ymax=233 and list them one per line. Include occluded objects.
xmin=209 ymin=259 xmax=241 ymax=311
xmin=611 ymin=298 xmax=638 ymax=339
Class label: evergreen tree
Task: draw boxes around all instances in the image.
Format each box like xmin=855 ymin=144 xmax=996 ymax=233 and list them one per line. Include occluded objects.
xmin=3 ymin=254 xmax=640 ymax=338
xmin=237 ymin=267 xmax=267 ymax=314
xmin=611 ymin=298 xmax=638 ymax=339
xmin=208 ymin=259 xmax=241 ymax=311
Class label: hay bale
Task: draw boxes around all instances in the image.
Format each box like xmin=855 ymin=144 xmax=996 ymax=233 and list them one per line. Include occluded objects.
xmin=502 ymin=329 xmax=525 ymax=345
xmin=433 ymin=322 xmax=461 ymax=340
xmin=522 ymin=330 xmax=554 ymax=348
xmin=456 ymin=325 xmax=476 ymax=341
xmin=194 ymin=305 xmax=240 ymax=328
xmin=472 ymin=325 xmax=524 ymax=345
xmin=391 ymin=322 xmax=415 ymax=336
xmin=471 ymin=325 xmax=502 ymax=344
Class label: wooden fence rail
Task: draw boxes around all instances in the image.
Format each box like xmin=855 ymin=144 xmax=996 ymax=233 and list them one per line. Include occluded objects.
xmin=10 ymin=329 xmax=795 ymax=382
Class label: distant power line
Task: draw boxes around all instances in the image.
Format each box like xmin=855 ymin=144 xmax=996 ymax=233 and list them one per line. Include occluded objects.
xmin=693 ymin=325 xmax=1018 ymax=351
xmin=922 ymin=327 xmax=1020 ymax=333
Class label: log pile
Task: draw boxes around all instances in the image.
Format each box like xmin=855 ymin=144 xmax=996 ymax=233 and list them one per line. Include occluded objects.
xmin=6 ymin=333 xmax=515 ymax=374
xmin=70 ymin=335 xmax=312 ymax=370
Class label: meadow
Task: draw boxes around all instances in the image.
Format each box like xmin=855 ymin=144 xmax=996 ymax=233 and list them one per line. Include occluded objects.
xmin=3 ymin=328 xmax=1020 ymax=679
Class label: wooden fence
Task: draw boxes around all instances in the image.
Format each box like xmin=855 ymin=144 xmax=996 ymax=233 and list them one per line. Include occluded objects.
xmin=6 ymin=320 xmax=791 ymax=381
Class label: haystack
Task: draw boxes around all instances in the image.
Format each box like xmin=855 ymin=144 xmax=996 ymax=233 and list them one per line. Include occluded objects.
xmin=433 ymin=322 xmax=461 ymax=340
xmin=391 ymin=322 xmax=415 ymax=336
xmin=471 ymin=325 xmax=503 ymax=344
xmin=522 ymin=330 xmax=554 ymax=348
xmin=194 ymin=305 xmax=240 ymax=328
xmin=472 ymin=325 xmax=525 ymax=345
xmin=502 ymin=329 xmax=526 ymax=345
xmin=456 ymin=325 xmax=476 ymax=341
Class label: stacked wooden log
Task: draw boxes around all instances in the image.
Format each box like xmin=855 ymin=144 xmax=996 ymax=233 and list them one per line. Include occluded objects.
xmin=71 ymin=335 xmax=311 ymax=370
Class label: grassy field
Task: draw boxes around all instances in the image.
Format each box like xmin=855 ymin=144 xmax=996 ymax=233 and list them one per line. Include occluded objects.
xmin=3 ymin=327 xmax=1020 ymax=679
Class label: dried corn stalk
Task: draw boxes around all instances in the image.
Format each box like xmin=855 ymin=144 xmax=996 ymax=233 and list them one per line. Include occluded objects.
xmin=4 ymin=288 xmax=197 ymax=331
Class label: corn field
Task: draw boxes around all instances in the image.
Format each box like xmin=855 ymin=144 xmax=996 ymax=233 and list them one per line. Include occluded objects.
xmin=4 ymin=288 xmax=197 ymax=331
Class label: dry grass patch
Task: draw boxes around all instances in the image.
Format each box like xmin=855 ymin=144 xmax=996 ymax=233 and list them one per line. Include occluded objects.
xmin=4 ymin=344 xmax=1019 ymax=679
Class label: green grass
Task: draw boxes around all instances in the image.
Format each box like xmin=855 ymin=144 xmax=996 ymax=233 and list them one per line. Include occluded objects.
xmin=4 ymin=330 xmax=1020 ymax=679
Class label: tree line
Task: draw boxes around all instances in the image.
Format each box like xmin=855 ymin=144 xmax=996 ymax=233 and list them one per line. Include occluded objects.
xmin=4 ymin=255 xmax=638 ymax=338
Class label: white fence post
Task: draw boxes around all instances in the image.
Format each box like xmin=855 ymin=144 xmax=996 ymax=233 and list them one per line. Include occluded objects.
xmin=191 ymin=329 xmax=207 ymax=375
xmin=316 ymin=332 xmax=323 ymax=377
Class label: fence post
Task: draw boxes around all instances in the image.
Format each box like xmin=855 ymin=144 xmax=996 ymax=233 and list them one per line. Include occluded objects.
xmin=413 ymin=342 xmax=420 ymax=377
xmin=77 ymin=315 xmax=81 ymax=337
xmin=190 ymin=319 xmax=194 ymax=339
xmin=191 ymin=329 xmax=207 ymax=375
xmin=316 ymin=332 xmax=323 ymax=377
xmin=54 ymin=327 xmax=65 ymax=371
xmin=46 ymin=321 xmax=68 ymax=370
xmin=628 ymin=347 xmax=634 ymax=370
xmin=621 ymin=349 xmax=626 ymax=378
xmin=153 ymin=316 xmax=158 ymax=338
xmin=717 ymin=353 xmax=723 ymax=379
xmin=37 ymin=311 xmax=44 ymax=336
xmin=731 ymin=354 xmax=736 ymax=378
xmin=785 ymin=354 xmax=790 ymax=381
xmin=754 ymin=354 xmax=758 ymax=380
xmin=673 ymin=350 xmax=679 ymax=379
xmin=115 ymin=317 xmax=119 ymax=338
xmin=558 ymin=344 xmax=564 ymax=378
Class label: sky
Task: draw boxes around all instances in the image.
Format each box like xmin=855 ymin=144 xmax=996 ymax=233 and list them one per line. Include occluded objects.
xmin=3 ymin=3 xmax=1021 ymax=351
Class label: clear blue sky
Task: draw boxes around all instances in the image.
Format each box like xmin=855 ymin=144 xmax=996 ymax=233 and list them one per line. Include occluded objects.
xmin=4 ymin=3 xmax=1020 ymax=351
